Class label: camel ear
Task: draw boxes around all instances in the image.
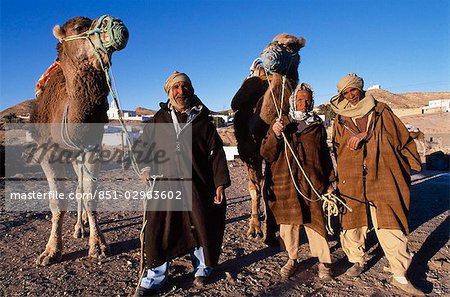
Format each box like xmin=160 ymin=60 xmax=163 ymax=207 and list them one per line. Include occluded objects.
xmin=53 ymin=25 xmax=65 ymax=40
xmin=297 ymin=37 xmax=306 ymax=49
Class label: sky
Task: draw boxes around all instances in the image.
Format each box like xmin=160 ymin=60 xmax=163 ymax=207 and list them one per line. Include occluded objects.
xmin=1 ymin=0 xmax=449 ymax=112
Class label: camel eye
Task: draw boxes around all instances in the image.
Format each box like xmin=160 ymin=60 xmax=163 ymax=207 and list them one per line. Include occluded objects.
xmin=74 ymin=25 xmax=83 ymax=33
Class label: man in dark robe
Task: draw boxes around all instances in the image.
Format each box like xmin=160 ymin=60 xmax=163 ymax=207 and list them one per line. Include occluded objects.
xmin=134 ymin=72 xmax=230 ymax=296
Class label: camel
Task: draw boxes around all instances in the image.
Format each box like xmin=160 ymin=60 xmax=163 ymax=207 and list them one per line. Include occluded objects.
xmin=30 ymin=15 xmax=128 ymax=266
xmin=231 ymin=34 xmax=305 ymax=242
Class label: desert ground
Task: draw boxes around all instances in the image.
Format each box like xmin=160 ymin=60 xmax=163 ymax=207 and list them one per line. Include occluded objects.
xmin=0 ymin=156 xmax=449 ymax=297
xmin=1 ymin=107 xmax=449 ymax=296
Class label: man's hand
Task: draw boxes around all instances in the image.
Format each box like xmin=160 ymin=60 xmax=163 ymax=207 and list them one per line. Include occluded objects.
xmin=140 ymin=169 xmax=151 ymax=183
xmin=327 ymin=185 xmax=335 ymax=194
xmin=347 ymin=132 xmax=368 ymax=150
xmin=214 ymin=185 xmax=225 ymax=204
xmin=272 ymin=118 xmax=284 ymax=137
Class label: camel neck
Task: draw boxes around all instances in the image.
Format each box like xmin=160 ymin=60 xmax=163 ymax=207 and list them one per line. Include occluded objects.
xmin=64 ymin=61 xmax=109 ymax=123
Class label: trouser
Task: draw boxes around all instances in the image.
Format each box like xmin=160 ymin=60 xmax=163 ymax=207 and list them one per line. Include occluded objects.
xmin=340 ymin=205 xmax=412 ymax=277
xmin=140 ymin=246 xmax=212 ymax=289
xmin=279 ymin=224 xmax=332 ymax=263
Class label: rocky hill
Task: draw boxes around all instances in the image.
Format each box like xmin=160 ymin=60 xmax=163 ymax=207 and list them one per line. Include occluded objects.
xmin=2 ymin=90 xmax=449 ymax=121
xmin=0 ymin=101 xmax=158 ymax=120
xmin=0 ymin=99 xmax=35 ymax=119
xmin=135 ymin=107 xmax=157 ymax=115
xmin=366 ymin=90 xmax=450 ymax=109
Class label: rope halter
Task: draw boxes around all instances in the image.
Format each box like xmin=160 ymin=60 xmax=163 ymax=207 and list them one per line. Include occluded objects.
xmin=261 ymin=41 xmax=299 ymax=75
xmin=59 ymin=15 xmax=129 ymax=61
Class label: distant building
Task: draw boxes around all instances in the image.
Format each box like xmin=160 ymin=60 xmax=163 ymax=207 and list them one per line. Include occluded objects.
xmin=211 ymin=110 xmax=235 ymax=127
xmin=421 ymin=99 xmax=450 ymax=114
xmin=367 ymin=84 xmax=381 ymax=90
xmin=107 ymin=100 xmax=152 ymax=122
xmin=211 ymin=114 xmax=230 ymax=123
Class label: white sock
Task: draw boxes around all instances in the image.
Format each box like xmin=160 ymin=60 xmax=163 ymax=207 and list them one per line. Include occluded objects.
xmin=393 ymin=276 xmax=408 ymax=284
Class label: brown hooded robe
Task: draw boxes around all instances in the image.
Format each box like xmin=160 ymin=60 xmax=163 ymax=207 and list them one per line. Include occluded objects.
xmin=260 ymin=115 xmax=335 ymax=237
xmin=332 ymin=101 xmax=421 ymax=234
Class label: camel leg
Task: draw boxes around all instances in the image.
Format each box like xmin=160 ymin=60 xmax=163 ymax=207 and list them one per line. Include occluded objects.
xmin=261 ymin=169 xmax=279 ymax=245
xmin=72 ymin=162 xmax=87 ymax=239
xmin=75 ymin=152 xmax=110 ymax=259
xmin=36 ymin=159 xmax=68 ymax=266
xmin=85 ymin=208 xmax=109 ymax=258
xmin=73 ymin=192 xmax=87 ymax=238
xmin=246 ymin=163 xmax=263 ymax=238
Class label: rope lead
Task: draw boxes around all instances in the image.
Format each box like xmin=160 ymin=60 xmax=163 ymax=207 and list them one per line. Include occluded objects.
xmin=137 ymin=174 xmax=163 ymax=290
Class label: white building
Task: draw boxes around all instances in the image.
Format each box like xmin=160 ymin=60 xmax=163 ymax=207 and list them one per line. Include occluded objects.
xmin=107 ymin=100 xmax=152 ymax=122
xmin=367 ymin=84 xmax=381 ymax=90
xmin=421 ymin=99 xmax=450 ymax=114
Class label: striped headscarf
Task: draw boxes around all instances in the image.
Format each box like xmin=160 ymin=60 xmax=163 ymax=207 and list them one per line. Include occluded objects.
xmin=163 ymin=71 xmax=194 ymax=111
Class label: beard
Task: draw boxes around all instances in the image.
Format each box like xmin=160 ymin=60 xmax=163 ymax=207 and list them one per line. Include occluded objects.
xmin=170 ymin=95 xmax=191 ymax=112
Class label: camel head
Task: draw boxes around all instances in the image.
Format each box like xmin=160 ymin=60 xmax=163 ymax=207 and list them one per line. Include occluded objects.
xmin=53 ymin=15 xmax=129 ymax=70
xmin=261 ymin=33 xmax=305 ymax=80
xmin=259 ymin=34 xmax=306 ymax=124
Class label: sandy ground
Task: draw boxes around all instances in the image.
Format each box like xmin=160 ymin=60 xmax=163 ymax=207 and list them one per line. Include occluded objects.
xmin=1 ymin=113 xmax=449 ymax=296
xmin=0 ymin=158 xmax=449 ymax=297
xmin=400 ymin=113 xmax=450 ymax=134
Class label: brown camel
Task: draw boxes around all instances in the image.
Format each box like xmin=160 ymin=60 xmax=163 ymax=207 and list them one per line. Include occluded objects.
xmin=30 ymin=15 xmax=128 ymax=266
xmin=231 ymin=34 xmax=305 ymax=242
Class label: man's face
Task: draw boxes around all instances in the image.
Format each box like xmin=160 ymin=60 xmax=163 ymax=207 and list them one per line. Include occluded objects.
xmin=171 ymin=81 xmax=193 ymax=110
xmin=342 ymin=87 xmax=363 ymax=106
xmin=295 ymin=90 xmax=312 ymax=112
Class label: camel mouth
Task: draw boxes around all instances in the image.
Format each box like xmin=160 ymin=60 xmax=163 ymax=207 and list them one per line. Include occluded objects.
xmin=261 ymin=42 xmax=299 ymax=75
xmin=94 ymin=15 xmax=129 ymax=53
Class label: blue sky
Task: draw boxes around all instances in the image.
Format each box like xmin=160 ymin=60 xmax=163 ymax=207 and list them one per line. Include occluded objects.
xmin=1 ymin=0 xmax=449 ymax=112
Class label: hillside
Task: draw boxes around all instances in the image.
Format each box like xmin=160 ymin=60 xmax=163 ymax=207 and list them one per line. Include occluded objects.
xmin=399 ymin=112 xmax=450 ymax=134
xmin=0 ymin=102 xmax=158 ymax=120
xmin=366 ymin=90 xmax=450 ymax=109
xmin=135 ymin=107 xmax=157 ymax=115
xmin=0 ymin=99 xmax=35 ymax=119
xmin=2 ymin=90 xmax=449 ymax=121
xmin=401 ymin=92 xmax=450 ymax=106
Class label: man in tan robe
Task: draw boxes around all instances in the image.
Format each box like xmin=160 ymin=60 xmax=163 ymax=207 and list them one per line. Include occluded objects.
xmin=261 ymin=83 xmax=334 ymax=280
xmin=331 ymin=73 xmax=424 ymax=296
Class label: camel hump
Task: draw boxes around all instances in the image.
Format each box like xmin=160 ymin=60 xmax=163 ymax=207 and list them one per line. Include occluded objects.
xmin=232 ymin=77 xmax=270 ymax=167
xmin=231 ymin=77 xmax=268 ymax=112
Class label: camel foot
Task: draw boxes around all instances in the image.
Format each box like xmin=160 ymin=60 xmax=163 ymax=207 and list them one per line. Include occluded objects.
xmin=73 ymin=224 xmax=87 ymax=239
xmin=36 ymin=248 xmax=62 ymax=266
xmin=246 ymin=216 xmax=263 ymax=238
xmin=82 ymin=211 xmax=88 ymax=227
xmin=89 ymin=240 xmax=110 ymax=259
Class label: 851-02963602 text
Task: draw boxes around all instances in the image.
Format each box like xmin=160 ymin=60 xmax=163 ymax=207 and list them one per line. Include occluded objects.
xmin=8 ymin=190 xmax=183 ymax=201
xmin=98 ymin=190 xmax=183 ymax=200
